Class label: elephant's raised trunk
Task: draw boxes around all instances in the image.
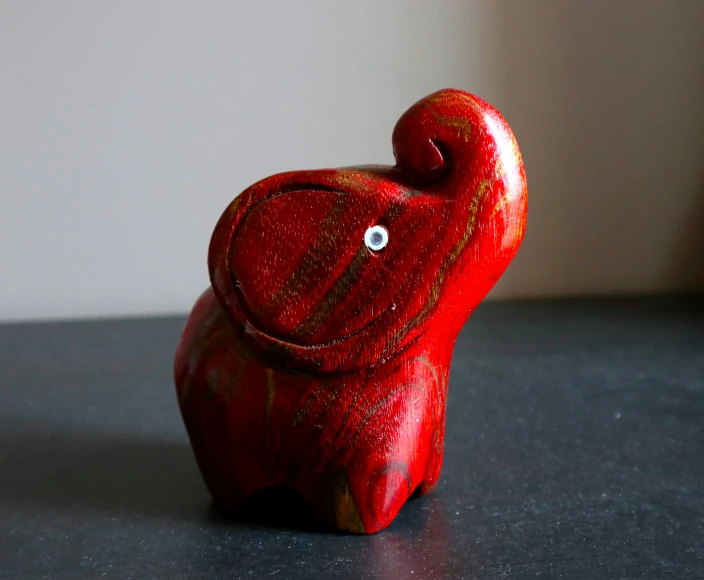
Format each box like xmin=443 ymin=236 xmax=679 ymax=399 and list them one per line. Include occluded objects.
xmin=393 ymin=88 xmax=526 ymax=250
xmin=390 ymin=90 xmax=528 ymax=333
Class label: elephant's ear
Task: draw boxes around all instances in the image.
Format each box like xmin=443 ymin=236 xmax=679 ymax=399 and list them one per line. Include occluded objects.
xmin=208 ymin=185 xmax=251 ymax=329
xmin=205 ymin=168 xmax=397 ymax=336
xmin=207 ymin=174 xmax=286 ymax=331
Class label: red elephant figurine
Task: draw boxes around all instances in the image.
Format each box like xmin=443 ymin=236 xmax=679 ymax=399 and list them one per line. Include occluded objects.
xmin=174 ymin=89 xmax=528 ymax=533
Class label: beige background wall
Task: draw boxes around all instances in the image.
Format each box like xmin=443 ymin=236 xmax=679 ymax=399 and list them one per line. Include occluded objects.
xmin=486 ymin=1 xmax=704 ymax=299
xmin=1 ymin=0 xmax=703 ymax=322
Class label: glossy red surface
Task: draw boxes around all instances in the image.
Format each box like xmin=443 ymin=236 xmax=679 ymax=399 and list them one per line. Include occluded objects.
xmin=174 ymin=89 xmax=528 ymax=533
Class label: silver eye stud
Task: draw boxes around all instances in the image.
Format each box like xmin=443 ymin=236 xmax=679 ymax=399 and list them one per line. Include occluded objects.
xmin=364 ymin=225 xmax=389 ymax=252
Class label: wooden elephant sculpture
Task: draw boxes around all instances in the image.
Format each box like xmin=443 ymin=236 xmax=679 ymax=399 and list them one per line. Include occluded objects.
xmin=175 ymin=89 xmax=528 ymax=533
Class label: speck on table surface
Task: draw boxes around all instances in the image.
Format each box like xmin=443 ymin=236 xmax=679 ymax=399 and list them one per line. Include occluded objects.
xmin=0 ymin=296 xmax=702 ymax=579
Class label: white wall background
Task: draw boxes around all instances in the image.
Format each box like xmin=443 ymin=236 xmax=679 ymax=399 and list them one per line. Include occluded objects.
xmin=1 ymin=0 xmax=703 ymax=322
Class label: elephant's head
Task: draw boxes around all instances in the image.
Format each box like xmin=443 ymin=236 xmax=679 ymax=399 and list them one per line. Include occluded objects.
xmin=208 ymin=89 xmax=527 ymax=372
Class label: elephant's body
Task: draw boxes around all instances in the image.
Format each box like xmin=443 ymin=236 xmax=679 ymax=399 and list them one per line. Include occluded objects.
xmin=175 ymin=89 xmax=528 ymax=533
xmin=176 ymin=287 xmax=449 ymax=533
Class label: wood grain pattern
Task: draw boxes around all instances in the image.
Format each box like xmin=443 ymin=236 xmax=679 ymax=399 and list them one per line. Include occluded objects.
xmin=174 ymin=89 xmax=528 ymax=533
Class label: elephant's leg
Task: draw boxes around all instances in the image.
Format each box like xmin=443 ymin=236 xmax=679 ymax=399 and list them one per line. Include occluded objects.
xmin=175 ymin=288 xmax=282 ymax=510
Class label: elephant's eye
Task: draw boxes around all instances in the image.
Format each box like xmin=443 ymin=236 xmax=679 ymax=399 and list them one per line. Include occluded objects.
xmin=364 ymin=225 xmax=388 ymax=252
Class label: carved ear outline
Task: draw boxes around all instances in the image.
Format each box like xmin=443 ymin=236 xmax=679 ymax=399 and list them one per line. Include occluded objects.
xmin=206 ymin=169 xmax=412 ymax=373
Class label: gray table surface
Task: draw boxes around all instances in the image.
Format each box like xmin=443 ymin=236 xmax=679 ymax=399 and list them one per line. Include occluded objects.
xmin=0 ymin=296 xmax=702 ymax=579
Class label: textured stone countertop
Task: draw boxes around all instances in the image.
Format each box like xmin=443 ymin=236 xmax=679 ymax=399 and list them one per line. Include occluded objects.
xmin=1 ymin=296 xmax=702 ymax=579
